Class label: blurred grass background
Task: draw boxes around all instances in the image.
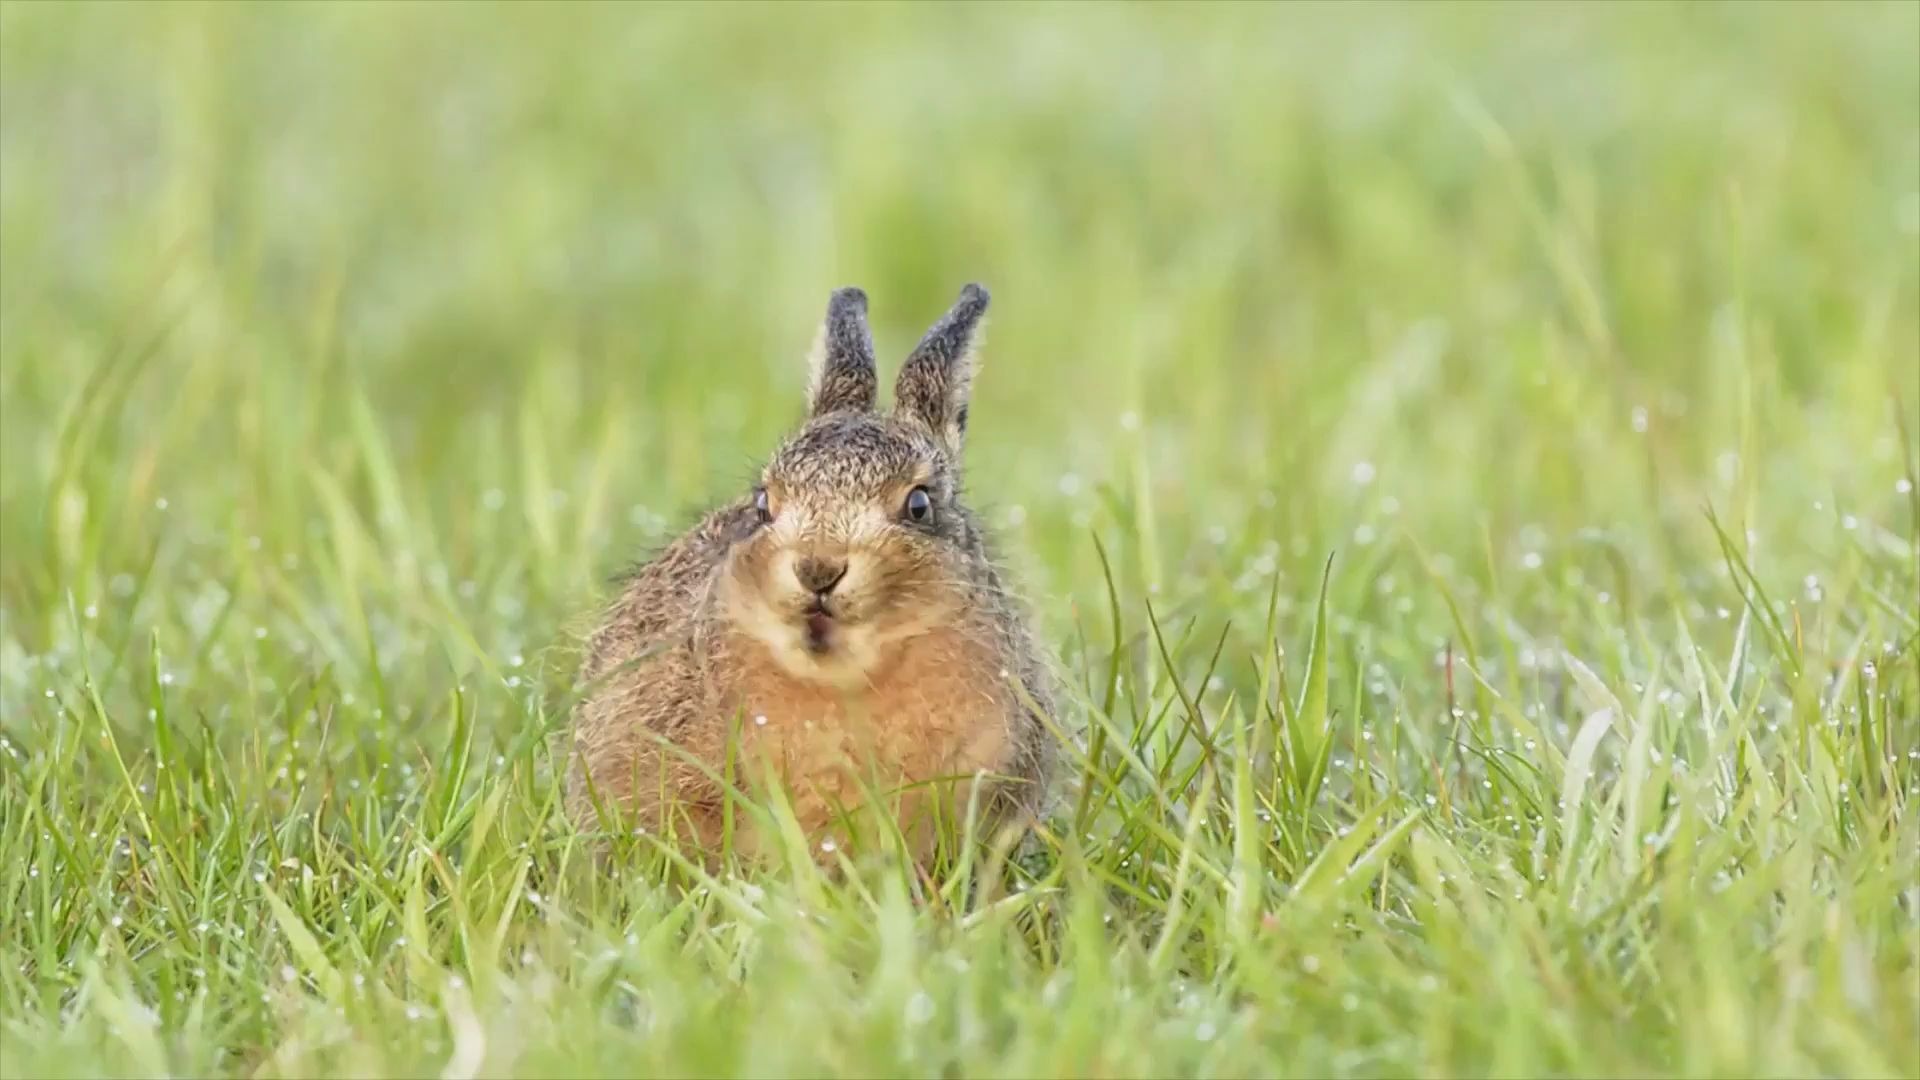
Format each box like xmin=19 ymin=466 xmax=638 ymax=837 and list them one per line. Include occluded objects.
xmin=1 ymin=3 xmax=1917 ymax=1077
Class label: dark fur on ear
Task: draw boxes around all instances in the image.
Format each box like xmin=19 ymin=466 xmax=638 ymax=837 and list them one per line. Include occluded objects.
xmin=807 ymin=286 xmax=877 ymax=415
xmin=894 ymin=282 xmax=989 ymax=451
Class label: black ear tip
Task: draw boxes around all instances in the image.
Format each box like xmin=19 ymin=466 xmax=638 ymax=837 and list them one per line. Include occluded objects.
xmin=958 ymin=282 xmax=990 ymax=309
xmin=829 ymin=286 xmax=869 ymax=315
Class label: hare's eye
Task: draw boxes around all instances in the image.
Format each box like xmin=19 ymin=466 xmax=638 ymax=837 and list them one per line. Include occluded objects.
xmin=903 ymin=486 xmax=934 ymax=525
xmin=753 ymin=488 xmax=772 ymax=524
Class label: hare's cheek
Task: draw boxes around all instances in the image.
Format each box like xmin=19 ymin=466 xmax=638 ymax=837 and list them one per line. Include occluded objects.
xmin=732 ymin=536 xmax=775 ymax=576
xmin=721 ymin=544 xmax=776 ymax=604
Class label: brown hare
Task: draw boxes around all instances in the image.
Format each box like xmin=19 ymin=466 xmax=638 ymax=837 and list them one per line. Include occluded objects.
xmin=569 ymin=284 xmax=1056 ymax=864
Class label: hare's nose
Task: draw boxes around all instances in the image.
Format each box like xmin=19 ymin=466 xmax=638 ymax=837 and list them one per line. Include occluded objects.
xmin=794 ymin=556 xmax=848 ymax=596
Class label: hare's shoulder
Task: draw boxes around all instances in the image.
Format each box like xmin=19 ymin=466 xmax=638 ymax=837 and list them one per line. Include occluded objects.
xmin=637 ymin=500 xmax=755 ymax=590
xmin=587 ymin=500 xmax=755 ymax=667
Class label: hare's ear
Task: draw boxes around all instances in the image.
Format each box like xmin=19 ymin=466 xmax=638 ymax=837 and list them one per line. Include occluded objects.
xmin=894 ymin=283 xmax=988 ymax=452
xmin=807 ymin=286 xmax=877 ymax=416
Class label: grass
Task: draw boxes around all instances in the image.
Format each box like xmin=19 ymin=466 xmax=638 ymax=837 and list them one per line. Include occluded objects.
xmin=2 ymin=3 xmax=1917 ymax=1076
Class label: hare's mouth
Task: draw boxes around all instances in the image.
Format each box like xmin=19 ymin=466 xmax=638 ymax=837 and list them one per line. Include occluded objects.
xmin=802 ymin=603 xmax=837 ymax=654
xmin=753 ymin=597 xmax=887 ymax=688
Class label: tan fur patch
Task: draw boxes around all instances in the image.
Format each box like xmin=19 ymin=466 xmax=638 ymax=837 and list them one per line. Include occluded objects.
xmin=721 ymin=620 xmax=1013 ymax=859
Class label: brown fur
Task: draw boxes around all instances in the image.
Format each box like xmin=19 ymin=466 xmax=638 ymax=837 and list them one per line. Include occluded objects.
xmin=567 ymin=284 xmax=1056 ymax=863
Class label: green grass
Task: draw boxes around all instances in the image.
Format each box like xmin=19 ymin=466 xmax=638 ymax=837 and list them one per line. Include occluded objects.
xmin=3 ymin=3 xmax=1918 ymax=1076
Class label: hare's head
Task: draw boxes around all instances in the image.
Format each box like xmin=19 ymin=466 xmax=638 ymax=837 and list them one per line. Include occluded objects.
xmin=720 ymin=284 xmax=994 ymax=686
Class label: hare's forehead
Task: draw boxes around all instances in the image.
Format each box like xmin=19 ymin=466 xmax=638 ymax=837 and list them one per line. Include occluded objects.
xmin=765 ymin=416 xmax=934 ymax=494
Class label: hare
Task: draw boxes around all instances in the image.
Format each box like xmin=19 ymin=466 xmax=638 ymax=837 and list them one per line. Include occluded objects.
xmin=568 ymin=284 xmax=1057 ymax=863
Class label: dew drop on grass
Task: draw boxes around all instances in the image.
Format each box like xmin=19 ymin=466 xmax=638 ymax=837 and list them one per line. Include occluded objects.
xmin=905 ymin=991 xmax=935 ymax=1026
xmin=1194 ymin=1020 xmax=1217 ymax=1042
xmin=1899 ymin=478 xmax=1914 ymax=495
xmin=1351 ymin=461 xmax=1376 ymax=486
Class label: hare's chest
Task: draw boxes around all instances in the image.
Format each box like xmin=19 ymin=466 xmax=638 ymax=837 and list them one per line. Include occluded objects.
xmin=728 ymin=629 xmax=1012 ymax=811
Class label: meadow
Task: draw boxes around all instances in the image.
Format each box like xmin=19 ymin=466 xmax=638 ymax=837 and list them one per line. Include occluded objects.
xmin=2 ymin=4 xmax=1917 ymax=1076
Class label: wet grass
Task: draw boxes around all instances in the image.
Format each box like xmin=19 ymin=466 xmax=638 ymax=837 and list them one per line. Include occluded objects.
xmin=1 ymin=3 xmax=1917 ymax=1077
